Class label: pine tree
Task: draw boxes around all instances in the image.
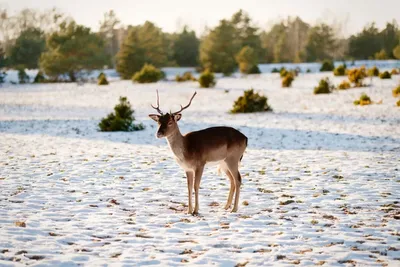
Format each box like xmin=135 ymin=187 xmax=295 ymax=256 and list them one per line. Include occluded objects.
xmin=172 ymin=26 xmax=199 ymax=67
xmin=231 ymin=10 xmax=263 ymax=59
xmin=39 ymin=21 xmax=107 ymax=81
xmin=199 ymin=19 xmax=239 ymax=75
xmin=380 ymin=21 xmax=399 ymax=58
xmin=9 ymin=27 xmax=45 ymax=69
xmin=116 ymin=21 xmax=168 ymax=79
xmin=99 ymin=97 xmax=144 ymax=132
xmin=348 ymin=23 xmax=381 ymax=60
xmin=304 ymin=23 xmax=337 ymax=61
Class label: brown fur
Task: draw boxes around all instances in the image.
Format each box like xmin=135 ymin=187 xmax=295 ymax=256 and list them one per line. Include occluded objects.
xmin=149 ymin=93 xmax=248 ymax=214
xmin=183 ymin=127 xmax=247 ymax=163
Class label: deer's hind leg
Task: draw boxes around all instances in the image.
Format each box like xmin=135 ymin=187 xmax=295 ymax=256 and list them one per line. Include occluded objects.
xmin=220 ymin=162 xmax=235 ymax=210
xmin=224 ymin=158 xmax=241 ymax=213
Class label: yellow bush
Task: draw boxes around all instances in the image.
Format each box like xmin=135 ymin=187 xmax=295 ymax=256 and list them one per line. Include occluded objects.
xmin=235 ymin=46 xmax=260 ymax=74
xmin=97 ymin=72 xmax=109 ymax=85
xmin=198 ymin=69 xmax=216 ymax=88
xmin=367 ymin=66 xmax=379 ymax=77
xmin=319 ymin=60 xmax=334 ymax=72
xmin=348 ymin=67 xmax=367 ymax=87
xmin=392 ymin=86 xmax=400 ymax=97
xmin=176 ymin=72 xmax=197 ymax=82
xmin=280 ymin=68 xmax=288 ymax=78
xmin=379 ymin=71 xmax=391 ymax=79
xmin=391 ymin=68 xmax=399 ymax=75
xmin=354 ymin=93 xmax=372 ymax=106
xmin=281 ymin=73 xmax=294 ymax=88
xmin=338 ymin=80 xmax=351 ymax=90
xmin=333 ymin=65 xmax=346 ymax=76
xmin=132 ymin=64 xmax=164 ymax=83
xmin=314 ymin=78 xmax=334 ymax=94
xmin=231 ymin=89 xmax=272 ymax=113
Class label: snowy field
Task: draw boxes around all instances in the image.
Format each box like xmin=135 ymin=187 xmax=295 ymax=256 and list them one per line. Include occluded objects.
xmin=0 ymin=72 xmax=399 ymax=266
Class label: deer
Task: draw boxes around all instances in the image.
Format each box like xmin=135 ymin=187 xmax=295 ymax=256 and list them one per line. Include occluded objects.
xmin=148 ymin=90 xmax=248 ymax=215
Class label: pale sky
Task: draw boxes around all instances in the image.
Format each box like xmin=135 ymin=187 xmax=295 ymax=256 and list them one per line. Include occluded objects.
xmin=1 ymin=0 xmax=399 ymax=36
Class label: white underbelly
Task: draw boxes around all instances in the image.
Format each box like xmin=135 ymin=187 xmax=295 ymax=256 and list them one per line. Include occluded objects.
xmin=175 ymin=157 xmax=224 ymax=172
xmin=206 ymin=161 xmax=221 ymax=167
xmin=175 ymin=157 xmax=193 ymax=171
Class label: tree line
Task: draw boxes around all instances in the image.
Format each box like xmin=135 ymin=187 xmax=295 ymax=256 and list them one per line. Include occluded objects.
xmin=0 ymin=8 xmax=399 ymax=81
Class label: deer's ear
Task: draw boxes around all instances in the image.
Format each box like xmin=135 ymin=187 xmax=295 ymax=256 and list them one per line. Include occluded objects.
xmin=174 ymin=113 xmax=182 ymax=121
xmin=149 ymin=114 xmax=160 ymax=122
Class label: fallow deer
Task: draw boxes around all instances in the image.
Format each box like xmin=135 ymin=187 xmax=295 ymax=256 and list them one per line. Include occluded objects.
xmin=149 ymin=90 xmax=248 ymax=215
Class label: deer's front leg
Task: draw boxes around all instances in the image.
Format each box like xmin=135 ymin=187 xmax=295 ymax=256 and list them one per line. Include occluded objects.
xmin=186 ymin=171 xmax=194 ymax=214
xmin=193 ymin=166 xmax=204 ymax=215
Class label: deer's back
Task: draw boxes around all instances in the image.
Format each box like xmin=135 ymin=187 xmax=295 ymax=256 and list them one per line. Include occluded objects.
xmin=184 ymin=126 xmax=247 ymax=162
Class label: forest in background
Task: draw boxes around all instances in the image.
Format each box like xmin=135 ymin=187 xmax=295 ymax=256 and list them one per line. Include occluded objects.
xmin=0 ymin=8 xmax=399 ymax=80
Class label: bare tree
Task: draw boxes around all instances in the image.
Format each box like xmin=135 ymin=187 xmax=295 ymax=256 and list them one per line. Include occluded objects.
xmin=0 ymin=7 xmax=70 ymax=54
xmin=99 ymin=10 xmax=120 ymax=68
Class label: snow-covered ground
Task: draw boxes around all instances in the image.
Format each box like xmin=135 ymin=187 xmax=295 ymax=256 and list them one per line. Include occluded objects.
xmin=0 ymin=72 xmax=399 ymax=266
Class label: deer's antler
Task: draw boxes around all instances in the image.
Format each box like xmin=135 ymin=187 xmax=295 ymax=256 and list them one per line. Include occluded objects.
xmin=151 ymin=90 xmax=163 ymax=115
xmin=172 ymin=92 xmax=197 ymax=115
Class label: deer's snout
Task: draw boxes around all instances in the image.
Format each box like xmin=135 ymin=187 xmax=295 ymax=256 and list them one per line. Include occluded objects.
xmin=156 ymin=128 xmax=165 ymax=138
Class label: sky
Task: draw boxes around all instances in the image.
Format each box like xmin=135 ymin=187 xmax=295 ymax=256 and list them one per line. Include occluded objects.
xmin=1 ymin=0 xmax=399 ymax=36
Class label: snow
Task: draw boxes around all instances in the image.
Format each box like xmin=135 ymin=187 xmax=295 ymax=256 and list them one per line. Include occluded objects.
xmin=0 ymin=71 xmax=399 ymax=266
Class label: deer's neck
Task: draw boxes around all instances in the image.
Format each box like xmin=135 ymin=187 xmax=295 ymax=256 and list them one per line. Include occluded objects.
xmin=166 ymin=128 xmax=185 ymax=159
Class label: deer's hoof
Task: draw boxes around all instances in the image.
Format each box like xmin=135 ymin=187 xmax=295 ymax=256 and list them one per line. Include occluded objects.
xmin=224 ymin=204 xmax=231 ymax=210
xmin=231 ymin=207 xmax=238 ymax=213
xmin=187 ymin=205 xmax=193 ymax=214
xmin=192 ymin=211 xmax=199 ymax=216
xmin=187 ymin=206 xmax=193 ymax=214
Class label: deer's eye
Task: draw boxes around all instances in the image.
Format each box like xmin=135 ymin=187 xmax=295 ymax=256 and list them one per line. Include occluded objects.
xmin=168 ymin=121 xmax=173 ymax=126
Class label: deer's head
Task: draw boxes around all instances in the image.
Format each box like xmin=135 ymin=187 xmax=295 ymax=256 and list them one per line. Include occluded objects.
xmin=149 ymin=90 xmax=197 ymax=138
